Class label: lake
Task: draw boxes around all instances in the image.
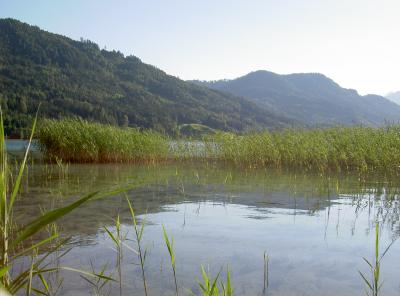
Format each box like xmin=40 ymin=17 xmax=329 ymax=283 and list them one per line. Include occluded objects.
xmin=6 ymin=139 xmax=30 ymax=151
xmin=11 ymin=148 xmax=400 ymax=295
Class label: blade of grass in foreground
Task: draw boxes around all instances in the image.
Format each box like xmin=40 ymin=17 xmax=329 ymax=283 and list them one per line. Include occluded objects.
xmin=126 ymin=197 xmax=148 ymax=296
xmin=359 ymin=222 xmax=397 ymax=296
xmin=162 ymin=225 xmax=179 ymax=296
xmin=0 ymin=107 xmax=124 ymax=294
xmin=8 ymin=108 xmax=39 ymax=213
xmin=12 ymin=191 xmax=99 ymax=247
xmin=221 ymin=268 xmax=232 ymax=296
xmin=198 ymin=265 xmax=220 ymax=296
xmin=104 ymin=215 xmax=124 ymax=296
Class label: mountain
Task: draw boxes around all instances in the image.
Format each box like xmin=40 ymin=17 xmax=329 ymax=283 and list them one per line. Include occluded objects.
xmin=386 ymin=91 xmax=400 ymax=105
xmin=193 ymin=71 xmax=400 ymax=126
xmin=0 ymin=19 xmax=294 ymax=137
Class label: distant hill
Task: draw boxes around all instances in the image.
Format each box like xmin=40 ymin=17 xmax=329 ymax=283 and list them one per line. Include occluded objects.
xmin=386 ymin=91 xmax=400 ymax=105
xmin=0 ymin=19 xmax=294 ymax=137
xmin=193 ymin=71 xmax=400 ymax=126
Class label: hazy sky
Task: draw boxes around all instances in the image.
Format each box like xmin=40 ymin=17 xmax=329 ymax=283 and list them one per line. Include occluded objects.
xmin=1 ymin=0 xmax=399 ymax=95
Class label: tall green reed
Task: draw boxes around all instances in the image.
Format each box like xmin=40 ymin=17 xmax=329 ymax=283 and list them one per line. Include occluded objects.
xmin=37 ymin=118 xmax=400 ymax=173
xmin=359 ymin=222 xmax=397 ymax=296
xmin=0 ymin=109 xmax=115 ymax=294
xmin=81 ymin=261 xmax=113 ymax=296
xmin=37 ymin=118 xmax=169 ymax=163
xmin=104 ymin=215 xmax=124 ymax=296
xmin=208 ymin=126 xmax=400 ymax=172
xmin=197 ymin=266 xmax=232 ymax=296
xmin=126 ymin=197 xmax=149 ymax=296
xmin=162 ymin=225 xmax=179 ymax=296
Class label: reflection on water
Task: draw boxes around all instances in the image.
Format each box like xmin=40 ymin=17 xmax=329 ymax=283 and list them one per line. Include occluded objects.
xmin=14 ymin=162 xmax=400 ymax=295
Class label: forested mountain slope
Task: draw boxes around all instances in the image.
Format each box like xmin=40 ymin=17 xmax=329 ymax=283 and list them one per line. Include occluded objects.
xmin=0 ymin=19 xmax=293 ymax=137
xmin=193 ymin=71 xmax=400 ymax=126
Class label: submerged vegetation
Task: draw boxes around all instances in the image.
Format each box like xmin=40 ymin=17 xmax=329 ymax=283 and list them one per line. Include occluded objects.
xmin=37 ymin=118 xmax=400 ymax=173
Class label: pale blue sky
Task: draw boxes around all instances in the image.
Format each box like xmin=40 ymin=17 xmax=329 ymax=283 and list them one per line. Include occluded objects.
xmin=1 ymin=0 xmax=399 ymax=95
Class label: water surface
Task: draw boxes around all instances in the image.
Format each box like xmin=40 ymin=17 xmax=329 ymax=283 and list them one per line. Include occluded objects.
xmin=14 ymin=161 xmax=400 ymax=295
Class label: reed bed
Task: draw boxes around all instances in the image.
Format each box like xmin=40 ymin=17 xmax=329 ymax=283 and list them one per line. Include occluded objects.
xmin=5 ymin=115 xmax=400 ymax=294
xmin=37 ymin=118 xmax=169 ymax=163
xmin=207 ymin=126 xmax=400 ymax=172
xmin=37 ymin=119 xmax=400 ymax=172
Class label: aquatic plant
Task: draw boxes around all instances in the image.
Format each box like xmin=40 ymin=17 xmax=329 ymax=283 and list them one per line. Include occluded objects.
xmin=263 ymin=251 xmax=269 ymax=294
xmin=81 ymin=261 xmax=113 ymax=296
xmin=127 ymin=197 xmax=149 ymax=296
xmin=104 ymin=215 xmax=124 ymax=296
xmin=163 ymin=225 xmax=179 ymax=296
xmin=37 ymin=118 xmax=400 ymax=172
xmin=221 ymin=268 xmax=232 ymax=296
xmin=0 ymin=110 xmax=115 ymax=294
xmin=359 ymin=222 xmax=397 ymax=296
xmin=197 ymin=266 xmax=232 ymax=296
xmin=37 ymin=118 xmax=169 ymax=163
xmin=209 ymin=126 xmax=400 ymax=172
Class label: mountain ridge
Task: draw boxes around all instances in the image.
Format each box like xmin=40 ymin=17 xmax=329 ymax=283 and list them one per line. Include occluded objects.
xmin=0 ymin=18 xmax=294 ymax=136
xmin=1 ymin=18 xmax=399 ymax=137
xmin=192 ymin=70 xmax=400 ymax=126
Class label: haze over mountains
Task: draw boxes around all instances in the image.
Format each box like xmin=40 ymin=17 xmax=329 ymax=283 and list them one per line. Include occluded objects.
xmin=193 ymin=71 xmax=400 ymax=126
xmin=0 ymin=18 xmax=399 ymax=136
xmin=386 ymin=91 xmax=400 ymax=105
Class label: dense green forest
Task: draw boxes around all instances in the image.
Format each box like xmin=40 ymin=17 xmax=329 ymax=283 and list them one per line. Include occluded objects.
xmin=193 ymin=70 xmax=400 ymax=126
xmin=0 ymin=18 xmax=293 ymax=137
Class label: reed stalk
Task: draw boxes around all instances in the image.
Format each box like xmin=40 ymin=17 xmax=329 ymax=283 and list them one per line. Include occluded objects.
xmin=126 ymin=197 xmax=148 ymax=296
xmin=359 ymin=222 xmax=397 ymax=296
xmin=162 ymin=225 xmax=179 ymax=296
xmin=0 ymin=108 xmax=114 ymax=294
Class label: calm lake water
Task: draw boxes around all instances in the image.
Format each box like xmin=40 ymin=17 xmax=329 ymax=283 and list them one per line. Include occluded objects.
xmin=12 ymin=148 xmax=400 ymax=295
xmin=6 ymin=139 xmax=30 ymax=151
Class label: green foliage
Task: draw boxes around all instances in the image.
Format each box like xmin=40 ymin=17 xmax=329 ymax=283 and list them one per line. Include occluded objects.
xmin=0 ymin=110 xmax=111 ymax=294
xmin=37 ymin=118 xmax=400 ymax=172
xmin=197 ymin=266 xmax=232 ymax=296
xmin=0 ymin=19 xmax=291 ymax=137
xmin=104 ymin=215 xmax=124 ymax=296
xmin=37 ymin=118 xmax=169 ymax=162
xmin=163 ymin=225 xmax=179 ymax=296
xmin=208 ymin=126 xmax=400 ymax=172
xmin=126 ymin=197 xmax=149 ymax=296
xmin=359 ymin=222 xmax=397 ymax=296
xmin=80 ymin=262 xmax=113 ymax=296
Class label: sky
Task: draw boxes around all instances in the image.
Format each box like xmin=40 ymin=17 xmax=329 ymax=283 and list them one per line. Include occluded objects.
xmin=0 ymin=0 xmax=399 ymax=96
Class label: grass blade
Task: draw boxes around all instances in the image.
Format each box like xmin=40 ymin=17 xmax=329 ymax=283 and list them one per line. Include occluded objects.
xmin=60 ymin=267 xmax=115 ymax=282
xmin=13 ymin=191 xmax=98 ymax=246
xmin=8 ymin=108 xmax=39 ymax=213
